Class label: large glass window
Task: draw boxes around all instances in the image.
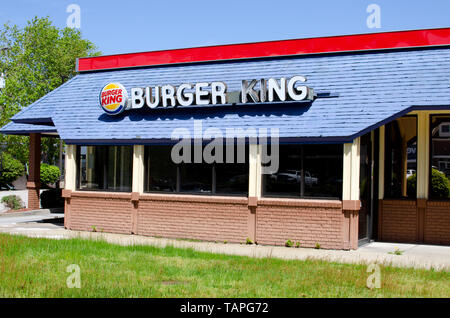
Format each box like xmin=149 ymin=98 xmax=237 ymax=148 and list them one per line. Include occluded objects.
xmin=384 ymin=116 xmax=417 ymax=198
xmin=430 ymin=116 xmax=450 ymax=199
xmin=144 ymin=144 xmax=248 ymax=196
xmin=77 ymin=146 xmax=132 ymax=192
xmin=263 ymin=144 xmax=343 ymax=199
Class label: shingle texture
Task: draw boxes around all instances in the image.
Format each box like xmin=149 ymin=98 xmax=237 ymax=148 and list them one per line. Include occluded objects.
xmin=0 ymin=121 xmax=57 ymax=135
xmin=5 ymin=47 xmax=450 ymax=144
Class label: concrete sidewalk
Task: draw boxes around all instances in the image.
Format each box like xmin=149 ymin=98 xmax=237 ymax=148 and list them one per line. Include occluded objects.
xmin=0 ymin=215 xmax=448 ymax=272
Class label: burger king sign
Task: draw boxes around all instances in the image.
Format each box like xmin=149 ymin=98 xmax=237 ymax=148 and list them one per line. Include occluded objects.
xmin=99 ymin=83 xmax=130 ymax=115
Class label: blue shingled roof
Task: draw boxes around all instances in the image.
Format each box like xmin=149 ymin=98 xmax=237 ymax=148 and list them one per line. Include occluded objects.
xmin=5 ymin=47 xmax=450 ymax=144
xmin=0 ymin=121 xmax=57 ymax=135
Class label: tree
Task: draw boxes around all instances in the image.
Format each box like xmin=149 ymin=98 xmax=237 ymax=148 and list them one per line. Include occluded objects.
xmin=0 ymin=16 xmax=100 ymax=165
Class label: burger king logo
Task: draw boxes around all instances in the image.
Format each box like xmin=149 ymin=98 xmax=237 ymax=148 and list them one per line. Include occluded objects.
xmin=99 ymin=82 xmax=129 ymax=115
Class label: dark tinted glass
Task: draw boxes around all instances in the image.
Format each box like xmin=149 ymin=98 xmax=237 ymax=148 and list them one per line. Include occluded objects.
xmin=264 ymin=144 xmax=343 ymax=199
xmin=144 ymin=146 xmax=177 ymax=192
xmin=78 ymin=146 xmax=132 ymax=192
xmin=430 ymin=116 xmax=450 ymax=199
xmin=384 ymin=116 xmax=417 ymax=198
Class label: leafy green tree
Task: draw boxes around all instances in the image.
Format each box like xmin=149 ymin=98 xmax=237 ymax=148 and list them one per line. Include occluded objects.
xmin=0 ymin=16 xmax=100 ymax=165
xmin=0 ymin=152 xmax=24 ymax=186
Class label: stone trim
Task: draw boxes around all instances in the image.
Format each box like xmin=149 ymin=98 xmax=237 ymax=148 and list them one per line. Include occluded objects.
xmin=342 ymin=200 xmax=361 ymax=211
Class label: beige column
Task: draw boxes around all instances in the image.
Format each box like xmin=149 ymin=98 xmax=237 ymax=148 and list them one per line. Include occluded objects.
xmin=64 ymin=145 xmax=77 ymax=191
xmin=342 ymin=137 xmax=360 ymax=250
xmin=247 ymin=143 xmax=262 ymax=243
xmin=417 ymin=113 xmax=430 ymax=199
xmin=342 ymin=138 xmax=361 ymax=201
xmin=63 ymin=144 xmax=77 ymax=229
xmin=132 ymin=145 xmax=145 ymax=194
xmin=248 ymin=144 xmax=262 ymax=199
xmin=416 ymin=113 xmax=430 ymax=243
xmin=131 ymin=145 xmax=144 ymax=235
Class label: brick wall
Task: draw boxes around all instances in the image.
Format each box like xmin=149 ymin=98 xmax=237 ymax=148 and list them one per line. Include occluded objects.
xmin=379 ymin=199 xmax=450 ymax=245
xmin=379 ymin=199 xmax=418 ymax=243
xmin=64 ymin=192 xmax=351 ymax=248
xmin=67 ymin=192 xmax=133 ymax=234
xmin=255 ymin=198 xmax=345 ymax=249
xmin=137 ymin=194 xmax=250 ymax=243
xmin=424 ymin=201 xmax=450 ymax=245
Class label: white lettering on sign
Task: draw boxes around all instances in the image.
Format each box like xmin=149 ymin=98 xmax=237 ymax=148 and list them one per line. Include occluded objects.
xmin=129 ymin=76 xmax=313 ymax=110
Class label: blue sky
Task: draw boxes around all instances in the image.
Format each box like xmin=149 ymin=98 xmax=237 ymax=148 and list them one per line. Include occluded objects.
xmin=0 ymin=0 xmax=449 ymax=55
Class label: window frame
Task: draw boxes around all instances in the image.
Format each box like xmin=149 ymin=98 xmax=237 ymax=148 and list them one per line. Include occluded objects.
xmin=143 ymin=145 xmax=249 ymax=197
xmin=261 ymin=143 xmax=344 ymax=200
xmin=383 ymin=114 xmax=418 ymax=200
xmin=75 ymin=145 xmax=133 ymax=192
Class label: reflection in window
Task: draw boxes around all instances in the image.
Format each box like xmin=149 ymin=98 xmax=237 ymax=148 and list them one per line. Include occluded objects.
xmin=384 ymin=116 xmax=417 ymax=198
xmin=215 ymin=145 xmax=249 ymax=195
xmin=144 ymin=146 xmax=177 ymax=192
xmin=77 ymin=146 xmax=132 ymax=192
xmin=263 ymin=144 xmax=343 ymax=199
xmin=430 ymin=116 xmax=450 ymax=199
xmin=144 ymin=145 xmax=248 ymax=196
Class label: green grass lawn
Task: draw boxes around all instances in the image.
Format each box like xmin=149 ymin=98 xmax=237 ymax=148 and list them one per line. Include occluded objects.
xmin=0 ymin=233 xmax=448 ymax=298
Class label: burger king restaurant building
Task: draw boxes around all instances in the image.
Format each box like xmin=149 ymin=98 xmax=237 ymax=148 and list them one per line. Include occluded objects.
xmin=2 ymin=28 xmax=450 ymax=249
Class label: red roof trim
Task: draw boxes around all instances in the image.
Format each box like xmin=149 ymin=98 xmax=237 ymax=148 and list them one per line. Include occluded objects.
xmin=77 ymin=28 xmax=450 ymax=72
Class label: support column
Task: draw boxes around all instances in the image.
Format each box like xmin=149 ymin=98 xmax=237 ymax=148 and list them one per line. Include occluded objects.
xmin=27 ymin=133 xmax=41 ymax=210
xmin=342 ymin=137 xmax=361 ymax=249
xmin=247 ymin=143 xmax=261 ymax=243
xmin=416 ymin=112 xmax=430 ymax=242
xmin=62 ymin=145 xmax=77 ymax=229
xmin=417 ymin=113 xmax=430 ymax=199
xmin=131 ymin=145 xmax=144 ymax=234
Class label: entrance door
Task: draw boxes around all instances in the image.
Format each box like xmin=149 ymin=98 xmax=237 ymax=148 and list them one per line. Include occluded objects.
xmin=359 ymin=133 xmax=374 ymax=245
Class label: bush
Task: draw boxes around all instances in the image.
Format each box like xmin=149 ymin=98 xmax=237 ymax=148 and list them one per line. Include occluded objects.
xmin=40 ymin=189 xmax=64 ymax=208
xmin=430 ymin=169 xmax=450 ymax=199
xmin=1 ymin=195 xmax=24 ymax=210
xmin=0 ymin=152 xmax=25 ymax=187
xmin=40 ymin=163 xmax=60 ymax=187
xmin=407 ymin=169 xmax=450 ymax=199
xmin=285 ymin=239 xmax=293 ymax=247
xmin=407 ymin=173 xmax=417 ymax=198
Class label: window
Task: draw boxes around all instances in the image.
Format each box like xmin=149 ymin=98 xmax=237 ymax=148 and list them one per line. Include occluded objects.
xmin=263 ymin=144 xmax=343 ymax=199
xmin=144 ymin=145 xmax=248 ymax=196
xmin=430 ymin=116 xmax=450 ymax=199
xmin=384 ymin=116 xmax=417 ymax=199
xmin=77 ymin=146 xmax=132 ymax=192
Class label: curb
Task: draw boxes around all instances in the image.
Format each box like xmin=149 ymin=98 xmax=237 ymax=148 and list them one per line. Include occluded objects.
xmin=0 ymin=208 xmax=63 ymax=218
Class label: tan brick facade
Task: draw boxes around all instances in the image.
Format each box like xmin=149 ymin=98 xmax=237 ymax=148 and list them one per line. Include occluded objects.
xmin=378 ymin=199 xmax=450 ymax=245
xmin=255 ymin=198 xmax=346 ymax=249
xmin=63 ymin=191 xmax=360 ymax=249
xmin=424 ymin=201 xmax=450 ymax=245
